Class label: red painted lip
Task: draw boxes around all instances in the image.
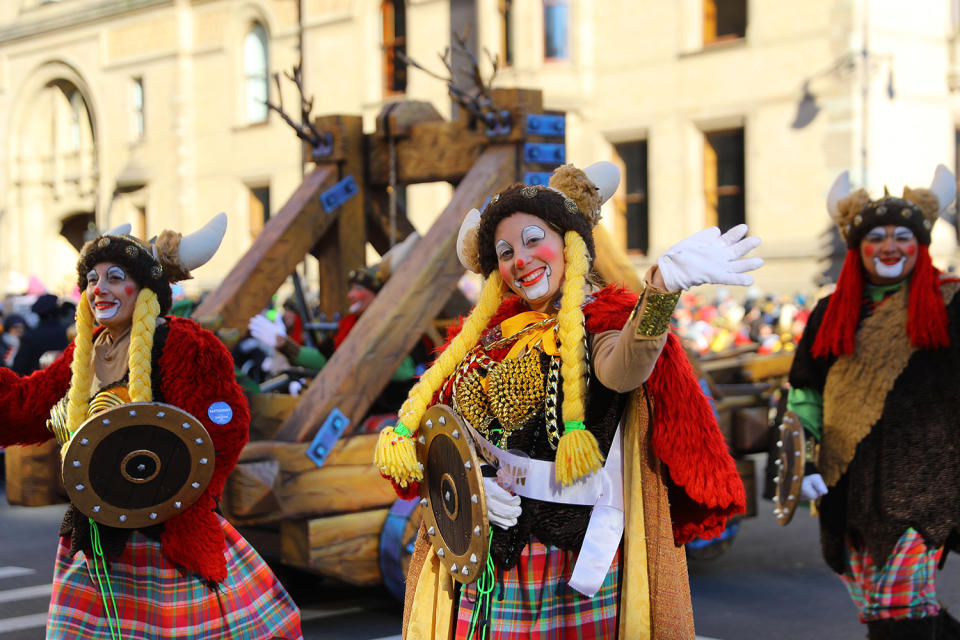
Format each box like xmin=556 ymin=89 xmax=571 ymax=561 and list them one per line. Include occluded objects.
xmin=518 ymin=266 xmax=546 ymax=287
xmin=879 ymin=257 xmax=903 ymax=265
xmin=94 ymin=300 xmax=118 ymax=309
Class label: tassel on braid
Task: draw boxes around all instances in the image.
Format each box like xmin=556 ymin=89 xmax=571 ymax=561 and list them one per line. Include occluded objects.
xmin=128 ymin=289 xmax=160 ymax=403
xmin=554 ymin=231 xmax=603 ymax=485
xmin=65 ymin=291 xmax=96 ymax=438
xmin=374 ymin=272 xmax=506 ymax=487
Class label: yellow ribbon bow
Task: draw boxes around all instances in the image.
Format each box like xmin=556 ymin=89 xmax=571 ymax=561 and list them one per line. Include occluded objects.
xmin=500 ymin=311 xmax=559 ymax=360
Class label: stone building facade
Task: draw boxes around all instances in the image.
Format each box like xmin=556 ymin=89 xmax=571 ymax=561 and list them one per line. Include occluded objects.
xmin=0 ymin=0 xmax=958 ymax=299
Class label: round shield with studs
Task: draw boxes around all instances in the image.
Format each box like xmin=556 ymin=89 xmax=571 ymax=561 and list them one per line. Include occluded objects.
xmin=415 ymin=404 xmax=489 ymax=584
xmin=62 ymin=402 xmax=216 ymax=529
xmin=773 ymin=411 xmax=805 ymax=526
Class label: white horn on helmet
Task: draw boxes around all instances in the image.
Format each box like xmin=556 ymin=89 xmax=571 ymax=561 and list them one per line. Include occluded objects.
xmin=104 ymin=223 xmax=132 ymax=237
xmin=826 ymin=171 xmax=851 ymax=222
xmin=929 ymin=164 xmax=957 ymax=216
xmin=170 ymin=212 xmax=228 ymax=273
xmin=582 ymin=161 xmax=620 ymax=205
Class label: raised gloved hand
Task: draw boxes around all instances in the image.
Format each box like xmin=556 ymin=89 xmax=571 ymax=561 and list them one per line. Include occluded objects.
xmin=656 ymin=224 xmax=764 ymax=291
xmin=800 ymin=473 xmax=828 ymax=501
xmin=248 ymin=313 xmax=286 ymax=348
xmin=482 ymin=476 xmax=522 ymax=530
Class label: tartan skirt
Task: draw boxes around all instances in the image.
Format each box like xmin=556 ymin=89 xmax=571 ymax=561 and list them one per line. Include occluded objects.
xmin=46 ymin=515 xmax=302 ymax=639
xmin=841 ymin=527 xmax=944 ymax=622
xmin=454 ymin=539 xmax=621 ymax=640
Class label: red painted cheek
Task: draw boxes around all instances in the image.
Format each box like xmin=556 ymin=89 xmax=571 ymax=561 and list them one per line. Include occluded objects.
xmin=905 ymin=245 xmax=917 ymax=256
xmin=863 ymin=246 xmax=874 ymax=257
xmin=124 ymin=285 xmax=134 ymax=296
xmin=534 ymin=246 xmax=559 ymax=263
xmin=499 ymin=264 xmax=512 ymax=282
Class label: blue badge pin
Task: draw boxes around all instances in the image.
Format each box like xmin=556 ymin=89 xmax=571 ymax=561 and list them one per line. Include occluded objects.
xmin=207 ymin=401 xmax=233 ymax=425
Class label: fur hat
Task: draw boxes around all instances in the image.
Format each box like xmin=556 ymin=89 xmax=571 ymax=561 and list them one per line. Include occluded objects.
xmin=827 ymin=166 xmax=955 ymax=248
xmin=77 ymin=213 xmax=227 ymax=315
xmin=457 ymin=162 xmax=620 ymax=275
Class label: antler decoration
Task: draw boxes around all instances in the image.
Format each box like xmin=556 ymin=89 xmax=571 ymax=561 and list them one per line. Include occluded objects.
xmin=264 ymin=62 xmax=333 ymax=159
xmin=398 ymin=25 xmax=510 ymax=133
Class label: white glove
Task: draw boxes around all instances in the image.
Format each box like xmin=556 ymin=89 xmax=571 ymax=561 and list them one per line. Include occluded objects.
xmin=656 ymin=224 xmax=764 ymax=291
xmin=800 ymin=473 xmax=828 ymax=501
xmin=248 ymin=313 xmax=286 ymax=348
xmin=483 ymin=476 xmax=522 ymax=530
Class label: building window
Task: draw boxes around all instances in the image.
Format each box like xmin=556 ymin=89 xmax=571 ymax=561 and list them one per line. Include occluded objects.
xmin=501 ymin=0 xmax=514 ymax=66
xmin=67 ymin=89 xmax=84 ymax=151
xmin=243 ymin=23 xmax=269 ymax=123
xmin=134 ymin=205 xmax=147 ymax=240
xmin=381 ymin=1 xmax=407 ymax=94
xmin=544 ymin=0 xmax=569 ymax=60
xmin=249 ymin=185 xmax=270 ymax=238
xmin=614 ymin=141 xmax=649 ymax=254
xmin=703 ymin=0 xmax=747 ymax=45
xmin=704 ymin=128 xmax=745 ymax=231
xmin=131 ymin=77 xmax=145 ymax=141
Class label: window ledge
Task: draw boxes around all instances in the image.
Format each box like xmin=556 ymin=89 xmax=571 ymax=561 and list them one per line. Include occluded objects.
xmin=679 ymin=37 xmax=747 ymax=59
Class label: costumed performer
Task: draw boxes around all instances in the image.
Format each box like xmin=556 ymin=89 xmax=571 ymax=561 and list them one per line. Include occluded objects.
xmin=788 ymin=165 xmax=960 ymax=639
xmin=0 ymin=215 xmax=302 ymax=639
xmin=375 ymin=161 xmax=763 ymax=638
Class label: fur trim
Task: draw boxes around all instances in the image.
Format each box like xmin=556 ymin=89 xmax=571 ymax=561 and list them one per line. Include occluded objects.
xmin=153 ymin=230 xmax=191 ymax=282
xmin=548 ymin=164 xmax=602 ymax=226
xmin=820 ymin=286 xmax=913 ymax=485
xmin=0 ymin=343 xmax=76 ymax=447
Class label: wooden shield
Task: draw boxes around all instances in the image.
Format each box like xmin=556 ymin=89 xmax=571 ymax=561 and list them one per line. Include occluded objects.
xmin=62 ymin=402 xmax=216 ymax=529
xmin=773 ymin=410 xmax=805 ymax=526
xmin=415 ymin=404 xmax=489 ymax=584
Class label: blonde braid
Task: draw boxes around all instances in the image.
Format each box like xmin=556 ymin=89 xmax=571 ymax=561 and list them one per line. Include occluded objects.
xmin=399 ymin=271 xmax=505 ymax=428
xmin=554 ymin=231 xmax=604 ymax=485
xmin=374 ymin=271 xmax=505 ymax=486
xmin=127 ymin=289 xmax=160 ymax=403
xmin=65 ymin=291 xmax=95 ymax=437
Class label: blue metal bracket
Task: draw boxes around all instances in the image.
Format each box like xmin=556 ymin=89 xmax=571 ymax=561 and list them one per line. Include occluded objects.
xmin=523 ymin=143 xmax=565 ymax=165
xmin=320 ymin=175 xmax=358 ymax=213
xmin=309 ymin=133 xmax=335 ymax=160
xmin=306 ymin=407 xmax=350 ymax=468
xmin=524 ymin=172 xmax=552 ymax=186
xmin=526 ymin=114 xmax=565 ymax=137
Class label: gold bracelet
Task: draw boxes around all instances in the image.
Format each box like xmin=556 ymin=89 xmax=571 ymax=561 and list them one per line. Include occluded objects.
xmin=633 ymin=285 xmax=681 ymax=337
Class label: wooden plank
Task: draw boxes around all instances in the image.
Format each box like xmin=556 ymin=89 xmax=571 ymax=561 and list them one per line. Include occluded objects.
xmin=191 ymin=164 xmax=339 ymax=334
xmin=367 ymin=120 xmax=488 ymax=186
xmin=274 ymin=145 xmax=517 ymax=442
xmin=313 ymin=115 xmax=367 ymax=316
xmin=237 ymin=433 xmax=380 ymax=466
xmin=364 ymin=187 xmax=416 ymax=255
xmin=247 ymin=392 xmax=300 ymax=441
xmin=4 ymin=440 xmax=67 ymax=507
xmin=221 ymin=459 xmax=280 ymax=518
xmin=281 ymin=510 xmax=389 ymax=585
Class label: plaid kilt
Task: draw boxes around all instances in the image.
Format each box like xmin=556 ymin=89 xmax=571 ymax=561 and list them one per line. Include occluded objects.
xmin=47 ymin=515 xmax=302 ymax=639
xmin=454 ymin=539 xmax=621 ymax=640
xmin=840 ymin=527 xmax=944 ymax=622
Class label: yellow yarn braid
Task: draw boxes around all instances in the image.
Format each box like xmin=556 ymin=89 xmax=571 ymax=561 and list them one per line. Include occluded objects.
xmin=374 ymin=271 xmax=506 ymax=486
xmin=555 ymin=231 xmax=604 ymax=485
xmin=65 ymin=291 xmax=95 ymax=438
xmin=127 ymin=289 xmax=160 ymax=403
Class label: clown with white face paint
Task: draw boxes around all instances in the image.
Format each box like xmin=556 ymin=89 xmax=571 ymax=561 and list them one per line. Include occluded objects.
xmin=86 ymin=263 xmax=140 ymax=332
xmin=378 ymin=162 xmax=763 ymax=639
xmin=788 ymin=165 xmax=960 ymax=638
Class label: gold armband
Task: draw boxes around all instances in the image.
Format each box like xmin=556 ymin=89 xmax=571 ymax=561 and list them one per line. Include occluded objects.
xmin=46 ymin=396 xmax=70 ymax=445
xmin=632 ymin=284 xmax=681 ymax=338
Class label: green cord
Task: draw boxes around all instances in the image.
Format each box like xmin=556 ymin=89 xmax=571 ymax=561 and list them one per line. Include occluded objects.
xmin=466 ymin=527 xmax=496 ymax=640
xmin=394 ymin=422 xmax=411 ymax=437
xmin=563 ymin=420 xmax=586 ymax=431
xmin=89 ymin=519 xmax=123 ymax=640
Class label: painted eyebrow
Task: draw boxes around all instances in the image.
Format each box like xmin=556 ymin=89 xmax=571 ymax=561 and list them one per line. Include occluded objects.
xmin=496 ymin=239 xmax=513 ymax=257
xmin=106 ymin=266 xmax=127 ymax=279
xmin=521 ymin=225 xmax=546 ymax=245
xmin=86 ymin=269 xmax=98 ymax=280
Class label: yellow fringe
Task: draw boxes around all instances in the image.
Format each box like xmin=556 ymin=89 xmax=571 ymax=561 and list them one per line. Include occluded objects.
xmin=555 ymin=427 xmax=604 ymax=486
xmin=373 ymin=425 xmax=422 ymax=487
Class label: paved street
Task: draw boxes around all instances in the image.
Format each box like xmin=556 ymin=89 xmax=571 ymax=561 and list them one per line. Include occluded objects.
xmin=1 ymin=456 xmax=958 ymax=639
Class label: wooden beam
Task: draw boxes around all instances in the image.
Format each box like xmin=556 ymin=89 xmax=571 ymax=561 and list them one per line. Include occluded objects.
xmin=192 ymin=165 xmax=339 ymax=334
xmin=274 ymin=145 xmax=517 ymax=442
xmin=313 ymin=115 xmax=367 ymax=316
xmin=281 ymin=510 xmax=389 ymax=585
xmin=364 ymin=186 xmax=416 ymax=256
xmin=367 ymin=120 xmax=488 ymax=186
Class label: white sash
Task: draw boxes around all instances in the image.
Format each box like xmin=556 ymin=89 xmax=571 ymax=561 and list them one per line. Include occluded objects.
xmin=465 ymin=423 xmax=625 ymax=597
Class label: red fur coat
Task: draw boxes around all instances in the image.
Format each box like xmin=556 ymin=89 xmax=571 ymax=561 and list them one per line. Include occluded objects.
xmin=0 ymin=317 xmax=249 ymax=583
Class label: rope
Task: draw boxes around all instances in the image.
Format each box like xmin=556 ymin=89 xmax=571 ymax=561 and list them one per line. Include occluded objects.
xmin=466 ymin=527 xmax=496 ymax=640
xmin=88 ymin=518 xmax=123 ymax=640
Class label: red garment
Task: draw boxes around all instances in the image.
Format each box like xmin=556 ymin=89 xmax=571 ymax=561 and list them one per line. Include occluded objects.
xmin=333 ymin=312 xmax=359 ymax=350
xmin=0 ymin=317 xmax=249 ymax=583
xmin=402 ymin=284 xmax=744 ymax=544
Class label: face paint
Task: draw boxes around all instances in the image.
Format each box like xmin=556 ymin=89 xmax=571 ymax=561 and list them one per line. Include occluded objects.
xmin=347 ymin=283 xmax=376 ymax=315
xmin=86 ymin=262 xmax=141 ymax=332
xmin=494 ymin=212 xmax=566 ymax=313
xmin=859 ymin=225 xmax=918 ymax=285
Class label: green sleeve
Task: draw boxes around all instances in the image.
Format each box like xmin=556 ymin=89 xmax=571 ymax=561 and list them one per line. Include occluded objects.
xmin=293 ymin=346 xmax=328 ymax=371
xmin=390 ymin=356 xmax=416 ymax=382
xmin=786 ymin=387 xmax=823 ymax=441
